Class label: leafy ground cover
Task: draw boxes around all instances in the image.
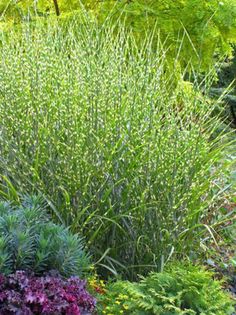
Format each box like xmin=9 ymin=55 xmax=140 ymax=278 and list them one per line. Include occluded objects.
xmin=0 ymin=270 xmax=96 ymax=314
xmin=98 ymin=264 xmax=234 ymax=315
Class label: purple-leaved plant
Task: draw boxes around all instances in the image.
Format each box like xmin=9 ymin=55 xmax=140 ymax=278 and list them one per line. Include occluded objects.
xmin=0 ymin=271 xmax=96 ymax=315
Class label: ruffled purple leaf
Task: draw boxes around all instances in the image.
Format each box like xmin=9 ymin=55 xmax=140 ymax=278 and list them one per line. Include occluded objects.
xmin=0 ymin=271 xmax=96 ymax=315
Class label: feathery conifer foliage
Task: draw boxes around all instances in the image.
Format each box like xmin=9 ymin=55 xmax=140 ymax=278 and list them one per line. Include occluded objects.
xmin=99 ymin=264 xmax=235 ymax=314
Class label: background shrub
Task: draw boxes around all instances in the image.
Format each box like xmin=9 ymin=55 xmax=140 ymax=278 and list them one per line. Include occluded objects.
xmin=99 ymin=264 xmax=235 ymax=315
xmin=1 ymin=0 xmax=236 ymax=71
xmin=0 ymin=17 xmax=232 ymax=278
xmin=0 ymin=195 xmax=90 ymax=276
xmin=97 ymin=0 xmax=236 ymax=72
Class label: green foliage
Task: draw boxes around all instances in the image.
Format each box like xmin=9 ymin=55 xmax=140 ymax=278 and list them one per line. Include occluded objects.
xmin=1 ymin=0 xmax=236 ymax=71
xmin=0 ymin=195 xmax=90 ymax=276
xmin=99 ymin=264 xmax=235 ymax=315
xmin=97 ymin=0 xmax=236 ymax=71
xmin=0 ymin=17 xmax=233 ymax=278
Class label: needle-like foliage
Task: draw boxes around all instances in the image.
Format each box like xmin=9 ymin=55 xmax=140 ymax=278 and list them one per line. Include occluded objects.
xmin=0 ymin=195 xmax=90 ymax=276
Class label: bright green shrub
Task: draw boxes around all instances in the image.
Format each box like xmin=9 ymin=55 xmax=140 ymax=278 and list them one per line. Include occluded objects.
xmin=99 ymin=264 xmax=235 ymax=315
xmin=0 ymin=195 xmax=90 ymax=276
xmin=0 ymin=17 xmax=232 ymax=278
xmin=96 ymin=0 xmax=236 ymax=71
xmin=1 ymin=0 xmax=236 ymax=71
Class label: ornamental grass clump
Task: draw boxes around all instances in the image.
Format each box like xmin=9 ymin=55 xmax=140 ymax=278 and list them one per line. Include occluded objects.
xmin=0 ymin=16 xmax=232 ymax=278
xmin=0 ymin=195 xmax=90 ymax=277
